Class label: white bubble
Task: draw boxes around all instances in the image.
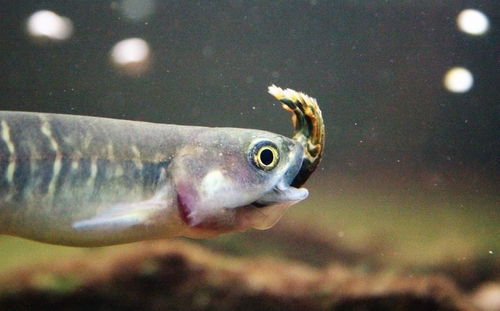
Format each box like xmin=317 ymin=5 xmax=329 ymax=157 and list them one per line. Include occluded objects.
xmin=457 ymin=9 xmax=489 ymax=35
xmin=110 ymin=38 xmax=151 ymax=75
xmin=111 ymin=38 xmax=150 ymax=64
xmin=26 ymin=10 xmax=74 ymax=41
xmin=443 ymin=67 xmax=474 ymax=93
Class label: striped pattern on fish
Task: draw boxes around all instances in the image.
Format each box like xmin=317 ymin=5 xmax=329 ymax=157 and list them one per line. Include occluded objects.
xmin=0 ymin=110 xmax=308 ymax=246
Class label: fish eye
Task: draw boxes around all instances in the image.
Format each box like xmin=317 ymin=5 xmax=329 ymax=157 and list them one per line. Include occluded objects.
xmin=251 ymin=141 xmax=280 ymax=171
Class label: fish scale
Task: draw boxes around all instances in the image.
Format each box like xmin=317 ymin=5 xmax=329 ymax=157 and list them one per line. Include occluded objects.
xmin=0 ymin=114 xmax=157 ymax=207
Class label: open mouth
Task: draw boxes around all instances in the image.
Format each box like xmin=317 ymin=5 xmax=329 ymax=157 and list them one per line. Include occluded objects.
xmin=245 ymin=178 xmax=308 ymax=230
xmin=245 ymin=187 xmax=308 ymax=230
xmin=252 ymin=179 xmax=308 ymax=208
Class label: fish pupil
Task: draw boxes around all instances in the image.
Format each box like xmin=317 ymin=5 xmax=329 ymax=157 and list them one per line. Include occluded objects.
xmin=260 ymin=148 xmax=274 ymax=166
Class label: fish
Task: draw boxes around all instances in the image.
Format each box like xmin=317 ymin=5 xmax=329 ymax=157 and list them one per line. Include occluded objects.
xmin=0 ymin=86 xmax=324 ymax=246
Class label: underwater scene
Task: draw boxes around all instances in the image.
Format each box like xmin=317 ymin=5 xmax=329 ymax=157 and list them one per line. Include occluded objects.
xmin=1 ymin=1 xmax=499 ymax=310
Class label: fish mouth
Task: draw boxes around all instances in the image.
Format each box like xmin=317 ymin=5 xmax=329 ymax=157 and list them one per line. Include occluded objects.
xmin=250 ymin=138 xmax=308 ymax=209
xmin=178 ymin=181 xmax=308 ymax=235
xmin=248 ymin=137 xmax=308 ymax=209
xmin=243 ymin=85 xmax=324 ymax=231
xmin=251 ymin=179 xmax=308 ymax=208
xmin=245 ymin=179 xmax=308 ymax=230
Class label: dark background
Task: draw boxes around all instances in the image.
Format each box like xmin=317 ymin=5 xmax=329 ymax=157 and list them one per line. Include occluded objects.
xmin=2 ymin=1 xmax=499 ymax=192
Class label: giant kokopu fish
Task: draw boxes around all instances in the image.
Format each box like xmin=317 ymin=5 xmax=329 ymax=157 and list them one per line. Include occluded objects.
xmin=0 ymin=86 xmax=324 ymax=246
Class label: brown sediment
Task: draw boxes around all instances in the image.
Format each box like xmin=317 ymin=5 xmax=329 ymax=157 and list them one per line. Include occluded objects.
xmin=0 ymin=239 xmax=478 ymax=311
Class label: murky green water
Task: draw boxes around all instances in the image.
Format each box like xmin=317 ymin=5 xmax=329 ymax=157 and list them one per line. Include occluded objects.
xmin=2 ymin=1 xmax=499 ymax=297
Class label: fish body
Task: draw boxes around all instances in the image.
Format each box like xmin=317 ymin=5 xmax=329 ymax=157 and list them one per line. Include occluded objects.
xmin=0 ymin=111 xmax=307 ymax=246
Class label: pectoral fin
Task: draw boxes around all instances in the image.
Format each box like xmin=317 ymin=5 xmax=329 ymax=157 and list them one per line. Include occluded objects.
xmin=72 ymin=186 xmax=170 ymax=231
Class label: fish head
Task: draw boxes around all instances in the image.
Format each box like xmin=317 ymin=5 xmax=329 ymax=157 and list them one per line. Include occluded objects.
xmin=171 ymin=128 xmax=308 ymax=237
